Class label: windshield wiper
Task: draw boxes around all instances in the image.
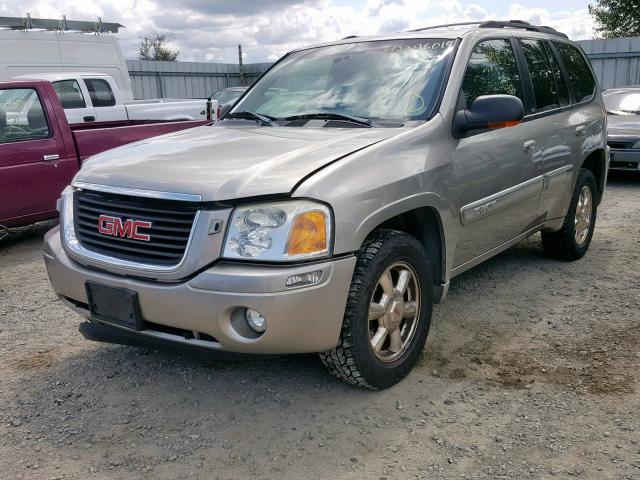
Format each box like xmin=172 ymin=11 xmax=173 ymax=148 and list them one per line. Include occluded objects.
xmin=283 ymin=112 xmax=378 ymax=128
xmin=225 ymin=111 xmax=279 ymax=126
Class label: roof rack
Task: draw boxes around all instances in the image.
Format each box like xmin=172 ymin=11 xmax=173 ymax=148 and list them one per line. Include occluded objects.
xmin=409 ymin=19 xmax=568 ymax=39
xmin=0 ymin=14 xmax=123 ymax=33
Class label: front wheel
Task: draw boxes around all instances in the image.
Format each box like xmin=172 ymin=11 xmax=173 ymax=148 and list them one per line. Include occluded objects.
xmin=320 ymin=229 xmax=433 ymax=389
xmin=541 ymin=168 xmax=598 ymax=260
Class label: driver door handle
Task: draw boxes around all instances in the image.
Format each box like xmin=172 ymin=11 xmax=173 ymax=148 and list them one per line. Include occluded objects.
xmin=43 ymin=154 xmax=60 ymax=161
xmin=523 ymin=140 xmax=537 ymax=154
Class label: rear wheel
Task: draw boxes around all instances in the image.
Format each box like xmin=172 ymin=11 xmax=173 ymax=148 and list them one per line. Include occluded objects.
xmin=320 ymin=229 xmax=433 ymax=389
xmin=541 ymin=168 xmax=598 ymax=260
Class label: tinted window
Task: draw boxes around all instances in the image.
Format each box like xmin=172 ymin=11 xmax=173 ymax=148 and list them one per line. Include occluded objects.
xmin=84 ymin=78 xmax=116 ymax=107
xmin=0 ymin=88 xmax=50 ymax=144
xmin=544 ymin=42 xmax=570 ymax=107
xmin=462 ymin=39 xmax=523 ymax=108
xmin=52 ymin=80 xmax=86 ymax=109
xmin=553 ymin=43 xmax=596 ymax=103
xmin=520 ymin=39 xmax=559 ymax=113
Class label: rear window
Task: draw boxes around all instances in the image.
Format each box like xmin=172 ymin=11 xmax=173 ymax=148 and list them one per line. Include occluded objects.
xmin=84 ymin=78 xmax=116 ymax=107
xmin=553 ymin=43 xmax=596 ymax=103
xmin=0 ymin=88 xmax=50 ymax=144
xmin=52 ymin=80 xmax=86 ymax=109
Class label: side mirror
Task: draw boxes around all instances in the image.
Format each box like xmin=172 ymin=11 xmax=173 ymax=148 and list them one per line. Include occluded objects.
xmin=454 ymin=94 xmax=524 ymax=135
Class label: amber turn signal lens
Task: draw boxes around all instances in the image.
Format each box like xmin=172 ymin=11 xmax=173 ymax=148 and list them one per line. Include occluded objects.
xmin=286 ymin=210 xmax=328 ymax=256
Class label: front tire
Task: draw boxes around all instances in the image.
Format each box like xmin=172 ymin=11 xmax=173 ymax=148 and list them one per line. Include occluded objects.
xmin=541 ymin=168 xmax=598 ymax=260
xmin=320 ymin=229 xmax=433 ymax=389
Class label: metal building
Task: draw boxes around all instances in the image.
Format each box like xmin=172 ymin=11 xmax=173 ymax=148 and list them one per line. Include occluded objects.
xmin=577 ymin=37 xmax=640 ymax=90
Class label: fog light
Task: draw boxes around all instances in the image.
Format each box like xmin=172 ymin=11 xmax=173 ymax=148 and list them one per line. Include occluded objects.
xmin=245 ymin=308 xmax=267 ymax=333
xmin=285 ymin=270 xmax=322 ymax=288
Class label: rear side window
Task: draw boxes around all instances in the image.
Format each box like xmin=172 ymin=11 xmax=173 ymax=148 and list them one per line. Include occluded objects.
xmin=553 ymin=43 xmax=596 ymax=103
xmin=543 ymin=42 xmax=570 ymax=107
xmin=519 ymin=39 xmax=559 ymax=113
xmin=462 ymin=39 xmax=524 ymax=108
xmin=52 ymin=80 xmax=86 ymax=109
xmin=84 ymin=79 xmax=116 ymax=107
xmin=0 ymin=88 xmax=50 ymax=144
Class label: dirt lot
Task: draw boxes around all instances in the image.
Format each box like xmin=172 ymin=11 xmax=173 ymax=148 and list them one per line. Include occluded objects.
xmin=1 ymin=174 xmax=639 ymax=480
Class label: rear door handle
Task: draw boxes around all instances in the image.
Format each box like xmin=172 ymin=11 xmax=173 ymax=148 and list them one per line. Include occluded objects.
xmin=43 ymin=154 xmax=60 ymax=161
xmin=575 ymin=125 xmax=587 ymax=137
xmin=523 ymin=140 xmax=537 ymax=154
xmin=83 ymin=116 xmax=96 ymax=122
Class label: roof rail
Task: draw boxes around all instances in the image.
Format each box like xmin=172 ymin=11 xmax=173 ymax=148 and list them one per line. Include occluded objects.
xmin=479 ymin=20 xmax=568 ymax=39
xmin=408 ymin=19 xmax=568 ymax=39
xmin=0 ymin=14 xmax=123 ymax=33
xmin=408 ymin=21 xmax=482 ymax=32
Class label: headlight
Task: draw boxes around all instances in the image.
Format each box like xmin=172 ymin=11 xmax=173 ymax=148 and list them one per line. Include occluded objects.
xmin=633 ymin=140 xmax=640 ymax=149
xmin=223 ymin=200 xmax=332 ymax=261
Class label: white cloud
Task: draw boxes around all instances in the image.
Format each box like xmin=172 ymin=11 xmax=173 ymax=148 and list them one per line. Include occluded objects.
xmin=0 ymin=0 xmax=596 ymax=63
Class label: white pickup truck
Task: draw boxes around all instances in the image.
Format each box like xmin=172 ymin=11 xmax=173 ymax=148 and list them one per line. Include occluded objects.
xmin=14 ymin=72 xmax=209 ymax=125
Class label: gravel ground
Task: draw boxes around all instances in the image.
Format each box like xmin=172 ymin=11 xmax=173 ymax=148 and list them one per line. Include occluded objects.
xmin=1 ymin=173 xmax=639 ymax=480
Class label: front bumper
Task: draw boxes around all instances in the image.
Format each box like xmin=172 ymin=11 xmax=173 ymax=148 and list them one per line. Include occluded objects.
xmin=44 ymin=227 xmax=356 ymax=354
xmin=609 ymin=149 xmax=640 ymax=171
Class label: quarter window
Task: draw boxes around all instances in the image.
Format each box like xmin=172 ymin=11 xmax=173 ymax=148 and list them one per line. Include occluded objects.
xmin=52 ymin=80 xmax=86 ymax=109
xmin=553 ymin=43 xmax=596 ymax=103
xmin=0 ymin=88 xmax=50 ymax=144
xmin=461 ymin=39 xmax=524 ymax=108
xmin=84 ymin=78 xmax=116 ymax=107
xmin=520 ymin=39 xmax=559 ymax=113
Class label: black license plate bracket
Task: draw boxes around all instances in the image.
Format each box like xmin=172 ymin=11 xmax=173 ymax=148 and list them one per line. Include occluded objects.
xmin=86 ymin=282 xmax=144 ymax=330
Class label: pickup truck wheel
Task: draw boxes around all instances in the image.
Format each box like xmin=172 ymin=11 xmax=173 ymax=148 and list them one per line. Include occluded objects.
xmin=320 ymin=229 xmax=433 ymax=389
xmin=541 ymin=168 xmax=598 ymax=260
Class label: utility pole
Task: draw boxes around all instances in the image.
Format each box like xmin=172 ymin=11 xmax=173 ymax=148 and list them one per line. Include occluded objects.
xmin=238 ymin=44 xmax=245 ymax=86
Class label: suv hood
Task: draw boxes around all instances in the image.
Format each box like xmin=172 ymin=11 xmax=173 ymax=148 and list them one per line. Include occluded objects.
xmin=76 ymin=123 xmax=400 ymax=202
xmin=607 ymin=114 xmax=640 ymax=138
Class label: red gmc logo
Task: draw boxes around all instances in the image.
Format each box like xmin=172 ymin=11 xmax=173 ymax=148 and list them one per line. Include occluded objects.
xmin=98 ymin=215 xmax=152 ymax=242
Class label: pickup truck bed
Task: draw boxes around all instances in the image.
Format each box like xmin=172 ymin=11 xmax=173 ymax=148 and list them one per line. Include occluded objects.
xmin=0 ymin=80 xmax=208 ymax=228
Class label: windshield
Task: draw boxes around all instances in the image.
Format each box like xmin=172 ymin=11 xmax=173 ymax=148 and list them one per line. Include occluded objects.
xmin=230 ymin=39 xmax=455 ymax=126
xmin=603 ymin=90 xmax=640 ymax=115
xmin=213 ymin=89 xmax=245 ymax=106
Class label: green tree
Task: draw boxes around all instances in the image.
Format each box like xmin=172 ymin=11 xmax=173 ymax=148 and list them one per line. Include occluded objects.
xmin=139 ymin=33 xmax=181 ymax=61
xmin=588 ymin=0 xmax=640 ymax=38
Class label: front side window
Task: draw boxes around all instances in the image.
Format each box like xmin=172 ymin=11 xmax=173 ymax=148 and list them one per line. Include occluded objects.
xmin=520 ymin=39 xmax=559 ymax=113
xmin=461 ymin=39 xmax=524 ymax=108
xmin=553 ymin=43 xmax=596 ymax=103
xmin=84 ymin=79 xmax=116 ymax=108
xmin=231 ymin=39 xmax=455 ymax=125
xmin=0 ymin=88 xmax=50 ymax=144
xmin=52 ymin=80 xmax=86 ymax=109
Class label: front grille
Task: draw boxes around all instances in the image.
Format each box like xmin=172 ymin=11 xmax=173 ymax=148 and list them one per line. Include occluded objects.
xmin=74 ymin=189 xmax=199 ymax=266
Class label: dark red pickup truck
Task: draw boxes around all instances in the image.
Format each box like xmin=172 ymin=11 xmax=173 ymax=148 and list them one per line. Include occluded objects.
xmin=0 ymin=80 xmax=208 ymax=228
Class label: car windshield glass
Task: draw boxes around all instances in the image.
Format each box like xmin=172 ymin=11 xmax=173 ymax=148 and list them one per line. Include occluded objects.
xmin=230 ymin=39 xmax=455 ymax=125
xmin=603 ymin=91 xmax=640 ymax=115
xmin=213 ymin=90 xmax=244 ymax=105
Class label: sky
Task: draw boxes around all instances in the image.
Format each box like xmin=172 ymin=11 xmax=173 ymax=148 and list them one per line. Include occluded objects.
xmin=0 ymin=0 xmax=598 ymax=63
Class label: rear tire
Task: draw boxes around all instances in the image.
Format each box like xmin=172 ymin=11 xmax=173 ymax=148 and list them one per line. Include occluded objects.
xmin=541 ymin=168 xmax=598 ymax=260
xmin=320 ymin=229 xmax=433 ymax=389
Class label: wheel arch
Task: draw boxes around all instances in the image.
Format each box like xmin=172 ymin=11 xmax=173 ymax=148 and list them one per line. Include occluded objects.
xmin=581 ymin=148 xmax=607 ymax=204
xmin=358 ymin=204 xmax=447 ymax=300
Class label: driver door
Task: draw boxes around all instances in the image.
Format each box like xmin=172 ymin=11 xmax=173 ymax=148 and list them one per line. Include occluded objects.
xmin=448 ymin=38 xmax=543 ymax=268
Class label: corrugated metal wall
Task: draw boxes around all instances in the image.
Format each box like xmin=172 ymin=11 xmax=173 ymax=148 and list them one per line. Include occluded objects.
xmin=126 ymin=59 xmax=273 ymax=99
xmin=125 ymin=37 xmax=640 ymax=99
xmin=577 ymin=37 xmax=640 ymax=90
